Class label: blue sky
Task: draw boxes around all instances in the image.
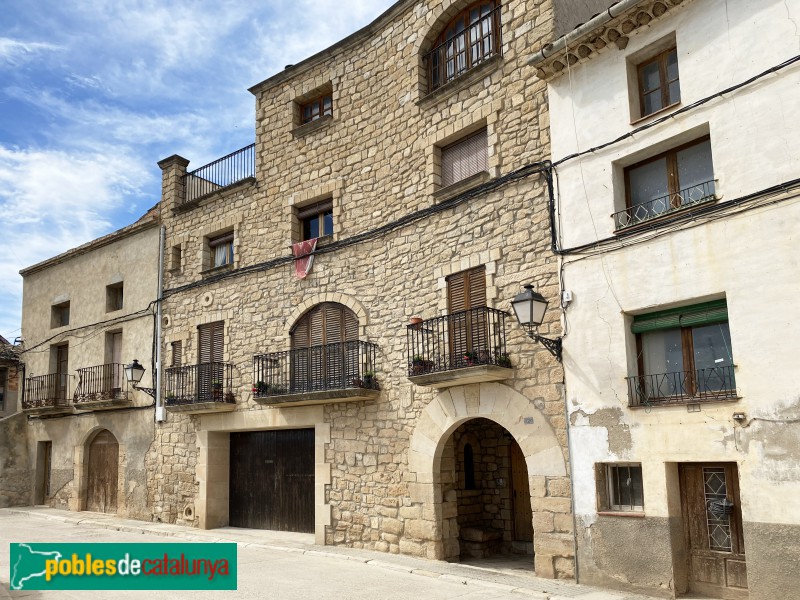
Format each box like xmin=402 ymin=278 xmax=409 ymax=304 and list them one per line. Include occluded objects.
xmin=0 ymin=0 xmax=397 ymax=341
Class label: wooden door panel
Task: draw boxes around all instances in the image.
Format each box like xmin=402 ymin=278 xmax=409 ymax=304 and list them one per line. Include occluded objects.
xmin=229 ymin=429 xmax=313 ymax=533
xmin=726 ymin=558 xmax=748 ymax=589
xmin=510 ymin=442 xmax=533 ymax=541
xmin=86 ymin=430 xmax=118 ymax=514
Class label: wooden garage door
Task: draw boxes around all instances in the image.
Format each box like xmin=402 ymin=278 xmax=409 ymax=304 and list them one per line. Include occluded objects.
xmin=86 ymin=430 xmax=119 ymax=513
xmin=229 ymin=429 xmax=314 ymax=533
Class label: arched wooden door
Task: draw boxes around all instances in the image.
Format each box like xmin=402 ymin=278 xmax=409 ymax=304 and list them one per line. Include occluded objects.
xmin=86 ymin=430 xmax=119 ymax=513
xmin=290 ymin=303 xmax=358 ymax=392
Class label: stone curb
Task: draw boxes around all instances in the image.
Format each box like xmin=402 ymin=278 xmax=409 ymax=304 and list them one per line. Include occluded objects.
xmin=1 ymin=509 xmax=646 ymax=600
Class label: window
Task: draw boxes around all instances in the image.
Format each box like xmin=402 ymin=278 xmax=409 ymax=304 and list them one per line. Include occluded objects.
xmin=447 ymin=266 xmax=488 ymax=366
xmin=629 ymin=299 xmax=736 ymax=405
xmin=300 ymin=93 xmax=333 ymax=124
xmin=209 ymin=232 xmax=234 ymax=269
xmin=427 ymin=1 xmax=500 ymax=92
xmin=598 ymin=464 xmax=644 ymax=512
xmin=51 ymin=301 xmax=70 ymax=328
xmin=198 ymin=321 xmax=225 ymax=399
xmin=169 ymin=244 xmax=182 ymax=272
xmin=441 ymin=129 xmax=488 ymax=187
xmin=617 ymin=137 xmax=715 ymax=229
xmin=298 ymin=199 xmax=333 ymax=241
xmin=0 ymin=367 xmax=6 ymax=411
xmin=638 ymin=47 xmax=680 ymax=118
xmin=171 ymin=341 xmax=183 ymax=367
xmin=106 ymin=283 xmax=123 ymax=312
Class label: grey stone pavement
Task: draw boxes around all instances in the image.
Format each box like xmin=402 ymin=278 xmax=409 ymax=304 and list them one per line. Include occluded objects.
xmin=0 ymin=507 xmax=671 ymax=600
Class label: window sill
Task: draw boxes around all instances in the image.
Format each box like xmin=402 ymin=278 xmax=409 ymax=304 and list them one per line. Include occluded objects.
xmin=292 ymin=115 xmax=333 ymax=138
xmin=417 ymin=54 xmax=503 ymax=110
xmin=434 ymin=171 xmax=491 ymax=203
xmin=201 ymin=263 xmax=234 ymax=278
xmin=631 ymin=101 xmax=682 ymax=126
xmin=598 ymin=511 xmax=646 ymax=518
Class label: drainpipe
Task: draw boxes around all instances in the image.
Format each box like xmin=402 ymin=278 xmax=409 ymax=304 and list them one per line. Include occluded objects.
xmin=527 ymin=0 xmax=647 ymax=67
xmin=155 ymin=225 xmax=165 ymax=421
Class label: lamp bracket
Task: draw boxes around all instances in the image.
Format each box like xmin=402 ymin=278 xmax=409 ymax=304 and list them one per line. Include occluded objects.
xmin=523 ymin=327 xmax=563 ymax=362
xmin=133 ymin=384 xmax=157 ymax=399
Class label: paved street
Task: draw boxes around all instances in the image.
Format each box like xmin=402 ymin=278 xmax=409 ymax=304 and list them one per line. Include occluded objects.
xmin=0 ymin=508 xmax=664 ymax=600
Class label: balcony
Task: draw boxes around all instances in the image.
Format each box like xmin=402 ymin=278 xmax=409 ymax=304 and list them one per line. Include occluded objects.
xmin=181 ymin=143 xmax=255 ymax=207
xmin=164 ymin=362 xmax=236 ymax=414
xmin=73 ymin=363 xmax=130 ymax=410
xmin=613 ymin=180 xmax=716 ymax=230
xmin=253 ymin=341 xmax=380 ymax=406
xmin=406 ymin=307 xmax=513 ymax=388
xmin=23 ymin=374 xmax=72 ymax=416
xmin=627 ymin=365 xmax=738 ymax=407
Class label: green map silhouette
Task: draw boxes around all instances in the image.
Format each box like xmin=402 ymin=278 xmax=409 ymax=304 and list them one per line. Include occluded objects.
xmin=10 ymin=544 xmax=62 ymax=590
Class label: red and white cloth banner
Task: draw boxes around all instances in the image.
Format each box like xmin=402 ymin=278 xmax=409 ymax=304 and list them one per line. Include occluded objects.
xmin=292 ymin=238 xmax=317 ymax=279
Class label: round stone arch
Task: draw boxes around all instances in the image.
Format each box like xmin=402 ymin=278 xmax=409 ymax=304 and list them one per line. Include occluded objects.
xmin=72 ymin=426 xmax=125 ymax=514
xmin=284 ymin=293 xmax=369 ymax=338
xmin=407 ymin=382 xmax=572 ymax=576
xmin=411 ymin=0 xmax=489 ymax=58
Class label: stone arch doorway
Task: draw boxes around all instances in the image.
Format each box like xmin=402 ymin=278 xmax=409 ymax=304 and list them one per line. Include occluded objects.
xmin=85 ymin=429 xmax=119 ymax=513
xmin=407 ymin=382 xmax=574 ymax=579
xmin=442 ymin=418 xmax=534 ymax=560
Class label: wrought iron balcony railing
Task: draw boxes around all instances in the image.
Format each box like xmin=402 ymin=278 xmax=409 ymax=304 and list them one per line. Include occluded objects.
xmin=164 ymin=362 xmax=235 ymax=406
xmin=626 ymin=365 xmax=737 ymax=407
xmin=23 ymin=373 xmax=70 ymax=410
xmin=74 ymin=363 xmax=127 ymax=404
xmin=613 ymin=180 xmax=716 ymax=230
xmin=253 ymin=340 xmax=379 ymax=398
xmin=406 ymin=307 xmax=511 ymax=377
xmin=182 ymin=143 xmax=255 ymax=205
xmin=424 ymin=4 xmax=502 ymax=93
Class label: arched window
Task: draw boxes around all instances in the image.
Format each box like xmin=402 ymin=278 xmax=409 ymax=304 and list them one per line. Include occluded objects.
xmin=290 ymin=303 xmax=359 ymax=392
xmin=426 ymin=1 xmax=501 ymax=93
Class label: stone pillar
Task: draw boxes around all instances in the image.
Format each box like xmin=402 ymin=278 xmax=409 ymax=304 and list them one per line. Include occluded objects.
xmin=157 ymin=155 xmax=190 ymax=212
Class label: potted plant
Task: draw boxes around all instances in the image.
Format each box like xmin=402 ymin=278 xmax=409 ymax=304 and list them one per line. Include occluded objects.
xmin=253 ymin=381 xmax=268 ymax=396
xmin=411 ymin=355 xmax=433 ymax=375
xmin=495 ymin=352 xmax=512 ymax=368
xmin=462 ymin=350 xmax=479 ymax=366
xmin=362 ymin=371 xmax=376 ymax=389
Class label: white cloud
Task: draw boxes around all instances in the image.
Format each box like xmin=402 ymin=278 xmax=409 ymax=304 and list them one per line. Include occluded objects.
xmin=0 ymin=144 xmax=153 ymax=339
xmin=0 ymin=37 xmax=61 ymax=65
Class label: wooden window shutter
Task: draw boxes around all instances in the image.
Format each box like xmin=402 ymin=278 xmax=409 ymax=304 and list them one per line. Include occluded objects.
xmin=447 ymin=266 xmax=486 ymax=312
xmin=447 ymin=271 xmax=467 ymax=313
xmin=171 ymin=341 xmax=182 ymax=367
xmin=441 ymin=129 xmax=488 ymax=187
xmin=198 ymin=321 xmax=224 ymax=364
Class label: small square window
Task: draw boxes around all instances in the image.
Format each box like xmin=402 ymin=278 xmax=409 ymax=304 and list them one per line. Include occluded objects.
xmin=300 ymin=93 xmax=333 ymax=125
xmin=297 ymin=199 xmax=333 ymax=241
xmin=598 ymin=463 xmax=644 ymax=512
xmin=637 ymin=47 xmax=680 ymax=118
xmin=209 ymin=232 xmax=234 ymax=269
xmin=106 ymin=283 xmax=123 ymax=312
xmin=441 ymin=129 xmax=488 ymax=188
xmin=169 ymin=244 xmax=182 ymax=272
xmin=51 ymin=301 xmax=70 ymax=328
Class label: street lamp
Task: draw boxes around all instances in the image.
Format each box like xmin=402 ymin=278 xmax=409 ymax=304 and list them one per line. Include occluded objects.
xmin=510 ymin=284 xmax=562 ymax=361
xmin=124 ymin=359 xmax=156 ymax=398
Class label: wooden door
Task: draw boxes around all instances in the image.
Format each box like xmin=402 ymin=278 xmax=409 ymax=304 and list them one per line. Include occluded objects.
xmin=105 ymin=332 xmax=123 ymax=392
xmin=198 ymin=321 xmax=224 ymax=400
xmin=86 ymin=430 xmax=119 ymax=513
xmin=447 ymin=266 xmax=487 ymax=366
xmin=56 ymin=344 xmax=69 ymax=401
xmin=229 ymin=429 xmax=314 ymax=533
xmin=37 ymin=441 xmax=52 ymax=504
xmin=680 ymin=463 xmax=748 ymax=599
xmin=510 ymin=441 xmax=533 ymax=541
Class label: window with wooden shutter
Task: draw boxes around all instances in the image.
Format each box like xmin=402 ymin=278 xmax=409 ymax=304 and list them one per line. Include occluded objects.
xmin=171 ymin=341 xmax=183 ymax=367
xmin=446 ymin=266 xmax=488 ymax=365
xmin=441 ymin=129 xmax=488 ymax=187
xmin=290 ymin=303 xmax=359 ymax=392
xmin=198 ymin=321 xmax=224 ymax=400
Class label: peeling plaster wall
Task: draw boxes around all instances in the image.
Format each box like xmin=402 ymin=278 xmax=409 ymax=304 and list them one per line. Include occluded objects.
xmin=546 ymin=0 xmax=800 ymax=597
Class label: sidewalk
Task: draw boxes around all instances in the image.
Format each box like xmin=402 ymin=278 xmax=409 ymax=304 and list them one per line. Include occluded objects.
xmin=1 ymin=507 xmax=668 ymax=600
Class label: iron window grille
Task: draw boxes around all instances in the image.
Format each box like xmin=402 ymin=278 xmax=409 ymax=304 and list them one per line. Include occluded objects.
xmin=606 ymin=464 xmax=644 ymax=511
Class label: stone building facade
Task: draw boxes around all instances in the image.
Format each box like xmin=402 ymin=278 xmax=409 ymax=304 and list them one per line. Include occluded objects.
xmin=152 ymin=0 xmax=575 ymax=578
xmin=17 ymin=208 xmax=160 ymax=519
xmin=0 ymin=336 xmax=28 ymax=507
xmin=532 ymin=0 xmax=800 ymax=597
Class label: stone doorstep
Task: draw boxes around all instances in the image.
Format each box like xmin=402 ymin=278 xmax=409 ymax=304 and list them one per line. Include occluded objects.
xmin=1 ymin=508 xmax=658 ymax=600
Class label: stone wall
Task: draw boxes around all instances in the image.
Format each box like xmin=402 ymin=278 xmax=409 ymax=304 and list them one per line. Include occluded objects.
xmin=0 ymin=411 xmax=31 ymax=507
xmin=153 ymin=0 xmax=573 ymax=578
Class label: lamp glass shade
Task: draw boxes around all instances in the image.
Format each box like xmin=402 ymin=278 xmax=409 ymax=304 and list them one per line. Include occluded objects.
xmin=511 ymin=286 xmax=549 ymax=328
xmin=125 ymin=359 xmax=146 ymax=384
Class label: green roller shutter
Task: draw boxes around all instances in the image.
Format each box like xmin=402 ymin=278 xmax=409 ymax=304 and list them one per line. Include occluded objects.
xmin=632 ymin=299 xmax=728 ymax=333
